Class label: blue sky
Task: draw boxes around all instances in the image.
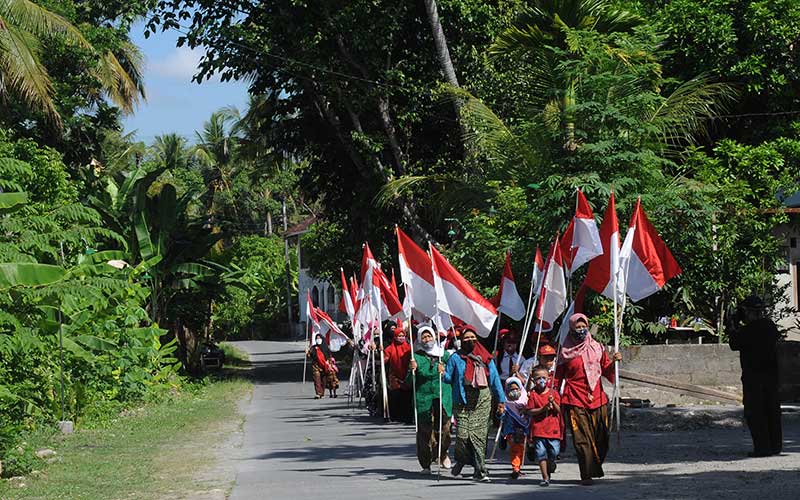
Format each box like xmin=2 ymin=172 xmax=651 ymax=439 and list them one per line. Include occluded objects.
xmin=122 ymin=23 xmax=250 ymax=145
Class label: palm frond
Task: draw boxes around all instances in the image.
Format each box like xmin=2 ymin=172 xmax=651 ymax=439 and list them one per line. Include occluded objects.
xmin=93 ymin=42 xmax=145 ymax=114
xmin=1 ymin=0 xmax=90 ymax=48
xmin=0 ymin=24 xmax=59 ymax=125
xmin=648 ymin=74 xmax=738 ymax=150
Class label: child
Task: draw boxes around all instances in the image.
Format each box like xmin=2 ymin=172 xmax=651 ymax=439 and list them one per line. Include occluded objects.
xmin=328 ymin=357 xmax=339 ymax=398
xmin=525 ymin=367 xmax=561 ymax=486
xmin=500 ymin=376 xmax=529 ymax=479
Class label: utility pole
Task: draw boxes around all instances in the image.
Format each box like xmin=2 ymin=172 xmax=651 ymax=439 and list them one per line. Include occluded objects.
xmin=282 ymin=197 xmax=293 ymax=337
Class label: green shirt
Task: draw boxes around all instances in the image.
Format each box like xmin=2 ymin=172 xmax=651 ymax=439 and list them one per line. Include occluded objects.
xmin=405 ymin=350 xmax=453 ymax=424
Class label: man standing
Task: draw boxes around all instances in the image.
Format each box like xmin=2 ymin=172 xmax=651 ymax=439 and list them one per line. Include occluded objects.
xmin=497 ymin=331 xmax=525 ymax=385
xmin=728 ymin=295 xmax=782 ymax=457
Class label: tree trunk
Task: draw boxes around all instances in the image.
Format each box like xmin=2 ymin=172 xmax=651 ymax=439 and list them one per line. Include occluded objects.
xmin=423 ymin=0 xmax=460 ymax=87
xmin=422 ymin=0 xmax=467 ymax=143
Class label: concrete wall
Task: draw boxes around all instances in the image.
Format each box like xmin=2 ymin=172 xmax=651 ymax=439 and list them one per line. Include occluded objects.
xmin=613 ymin=342 xmax=800 ymax=406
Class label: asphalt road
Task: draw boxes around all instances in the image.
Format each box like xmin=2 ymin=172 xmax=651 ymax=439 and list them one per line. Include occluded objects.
xmin=227 ymin=340 xmax=800 ymax=500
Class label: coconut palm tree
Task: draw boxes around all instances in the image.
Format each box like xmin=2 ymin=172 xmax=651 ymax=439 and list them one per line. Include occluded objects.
xmin=489 ymin=0 xmax=643 ymax=150
xmin=153 ymin=133 xmax=190 ymax=171
xmin=0 ymin=0 xmax=145 ymax=126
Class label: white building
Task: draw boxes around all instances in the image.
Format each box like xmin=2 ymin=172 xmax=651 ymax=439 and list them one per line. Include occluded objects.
xmin=284 ymin=217 xmax=344 ymax=338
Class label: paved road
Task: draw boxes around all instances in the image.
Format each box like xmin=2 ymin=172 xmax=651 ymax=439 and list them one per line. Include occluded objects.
xmin=227 ymin=340 xmax=800 ymax=500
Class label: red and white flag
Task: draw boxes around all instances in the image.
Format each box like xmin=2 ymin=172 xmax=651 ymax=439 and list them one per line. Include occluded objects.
xmin=396 ymin=227 xmax=437 ymax=319
xmin=430 ymin=244 xmax=498 ymax=337
xmin=491 ymin=251 xmax=526 ymax=321
xmin=339 ymin=268 xmax=355 ymax=319
xmin=585 ymin=192 xmax=624 ymax=304
xmin=390 ymin=268 xmax=400 ymax=299
xmin=535 ymin=235 xmax=568 ymax=332
xmin=359 ymin=243 xmax=404 ymax=321
xmin=316 ymin=307 xmax=349 ymax=352
xmin=619 ymin=198 xmax=682 ymax=302
xmin=306 ymin=291 xmax=320 ymax=339
xmin=560 ymin=190 xmax=603 ymax=275
xmin=531 ymin=245 xmax=545 ymax=296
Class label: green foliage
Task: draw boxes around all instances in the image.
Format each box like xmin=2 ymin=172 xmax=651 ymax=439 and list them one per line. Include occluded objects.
xmin=214 ymin=236 xmax=297 ymax=339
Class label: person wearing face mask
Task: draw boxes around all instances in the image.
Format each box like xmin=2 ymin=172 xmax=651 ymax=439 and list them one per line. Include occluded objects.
xmin=525 ymin=367 xmax=562 ymax=487
xmin=728 ymin=295 xmax=782 ymax=457
xmin=500 ymin=377 xmax=529 ymax=479
xmin=443 ymin=326 xmax=506 ymax=482
xmin=406 ymin=326 xmax=452 ymax=473
xmin=554 ymin=313 xmax=621 ymax=485
xmin=306 ymin=333 xmax=335 ymax=399
xmin=519 ymin=343 xmax=557 ymax=388
xmin=383 ymin=325 xmax=413 ymax=423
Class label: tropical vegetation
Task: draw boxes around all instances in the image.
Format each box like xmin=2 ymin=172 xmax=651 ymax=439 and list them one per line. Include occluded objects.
xmin=1 ymin=0 xmax=799 ymax=478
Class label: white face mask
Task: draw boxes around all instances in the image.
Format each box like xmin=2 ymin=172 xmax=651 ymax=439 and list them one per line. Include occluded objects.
xmin=315 ymin=338 xmax=323 ymax=345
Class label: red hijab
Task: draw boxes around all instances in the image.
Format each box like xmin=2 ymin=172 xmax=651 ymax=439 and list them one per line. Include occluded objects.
xmin=385 ymin=329 xmax=411 ymax=378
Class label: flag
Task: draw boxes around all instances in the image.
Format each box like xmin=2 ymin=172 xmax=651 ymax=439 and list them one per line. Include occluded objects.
xmin=430 ymin=243 xmax=498 ymax=337
xmin=560 ymin=189 xmax=603 ymax=275
xmin=535 ymin=235 xmax=568 ymax=332
xmin=396 ymin=227 xmax=437 ymax=319
xmin=390 ymin=268 xmax=399 ymax=298
xmin=360 ymin=243 xmax=404 ymax=321
xmin=373 ymin=264 xmax=404 ymax=319
xmin=556 ymin=282 xmax=588 ymax=345
xmin=339 ymin=268 xmax=355 ymax=319
xmin=306 ymin=291 xmax=320 ymax=340
xmin=491 ymin=251 xmax=526 ymax=321
xmin=619 ymin=198 xmax=682 ymax=302
xmin=585 ymin=192 xmax=624 ymax=304
xmin=316 ymin=307 xmax=349 ymax=352
xmin=532 ymin=246 xmax=545 ymax=294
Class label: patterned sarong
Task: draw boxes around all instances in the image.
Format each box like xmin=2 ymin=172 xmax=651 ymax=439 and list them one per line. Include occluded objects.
xmin=453 ymin=386 xmax=492 ymax=477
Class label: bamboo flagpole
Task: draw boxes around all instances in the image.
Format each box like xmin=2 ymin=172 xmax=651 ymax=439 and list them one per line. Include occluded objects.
xmin=375 ymin=301 xmax=391 ymax=421
xmin=427 ymin=244 xmax=445 ymax=482
xmin=302 ymin=312 xmax=311 ymax=385
xmin=402 ymin=280 xmax=419 ymax=434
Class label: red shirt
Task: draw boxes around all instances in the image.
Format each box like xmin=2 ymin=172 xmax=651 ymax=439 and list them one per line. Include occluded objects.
xmin=554 ymin=350 xmax=615 ymax=409
xmin=526 ymin=389 xmax=562 ymax=439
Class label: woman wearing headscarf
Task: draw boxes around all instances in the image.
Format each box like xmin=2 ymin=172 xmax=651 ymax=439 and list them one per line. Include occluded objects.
xmin=443 ymin=326 xmax=506 ymax=482
xmin=383 ymin=325 xmax=413 ymax=422
xmin=406 ymin=326 xmax=453 ymax=473
xmin=554 ymin=313 xmax=621 ymax=485
xmin=306 ymin=333 xmax=338 ymax=399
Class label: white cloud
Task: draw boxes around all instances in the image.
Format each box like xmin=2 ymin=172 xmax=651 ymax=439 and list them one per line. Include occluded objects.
xmin=149 ymin=46 xmax=205 ymax=81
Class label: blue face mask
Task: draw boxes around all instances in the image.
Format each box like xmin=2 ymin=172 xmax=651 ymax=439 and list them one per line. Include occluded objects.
xmin=572 ymin=328 xmax=588 ymax=341
xmin=534 ymin=376 xmax=547 ymax=389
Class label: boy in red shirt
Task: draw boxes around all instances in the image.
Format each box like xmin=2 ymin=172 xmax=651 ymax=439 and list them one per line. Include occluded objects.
xmin=525 ymin=367 xmax=562 ymax=487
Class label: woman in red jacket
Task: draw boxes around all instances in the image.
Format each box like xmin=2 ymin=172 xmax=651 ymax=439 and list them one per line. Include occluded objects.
xmin=554 ymin=313 xmax=621 ymax=486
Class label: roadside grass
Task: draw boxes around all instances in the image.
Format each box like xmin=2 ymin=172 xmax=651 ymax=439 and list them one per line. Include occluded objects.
xmin=220 ymin=342 xmax=251 ymax=367
xmin=0 ymin=378 xmax=252 ymax=500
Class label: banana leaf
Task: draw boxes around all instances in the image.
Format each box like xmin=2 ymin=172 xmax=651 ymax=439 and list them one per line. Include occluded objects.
xmin=0 ymin=263 xmax=65 ymax=289
xmin=0 ymin=191 xmax=28 ymax=213
xmin=75 ymin=335 xmax=118 ymax=351
xmin=135 ymin=212 xmax=157 ymax=261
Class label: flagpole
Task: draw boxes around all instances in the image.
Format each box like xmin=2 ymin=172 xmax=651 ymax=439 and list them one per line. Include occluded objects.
xmin=404 ymin=283 xmax=419 ymax=434
xmin=428 ymin=244 xmax=445 ymax=483
xmin=492 ymin=315 xmax=502 ymax=355
xmin=375 ymin=301 xmax=391 ymax=422
xmin=614 ymin=214 xmax=635 ymax=442
xmin=518 ymin=261 xmax=543 ymax=360
xmin=302 ymin=315 xmax=311 ymax=385
xmin=612 ymin=254 xmax=621 ymax=439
